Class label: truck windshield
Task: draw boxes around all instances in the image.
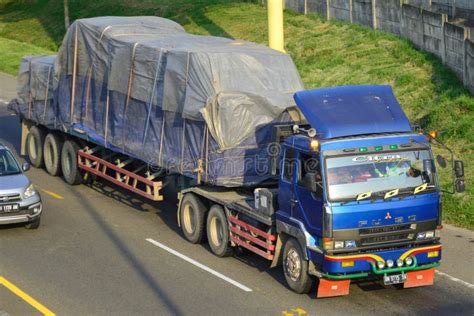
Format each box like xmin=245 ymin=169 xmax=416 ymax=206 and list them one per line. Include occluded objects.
xmin=0 ymin=149 xmax=21 ymax=176
xmin=326 ymin=150 xmax=436 ymax=202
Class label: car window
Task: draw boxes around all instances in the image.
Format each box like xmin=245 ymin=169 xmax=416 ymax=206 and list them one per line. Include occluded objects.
xmin=0 ymin=149 xmax=21 ymax=175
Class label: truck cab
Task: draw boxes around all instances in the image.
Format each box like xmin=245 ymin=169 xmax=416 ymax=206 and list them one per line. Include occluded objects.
xmin=274 ymin=85 xmax=464 ymax=296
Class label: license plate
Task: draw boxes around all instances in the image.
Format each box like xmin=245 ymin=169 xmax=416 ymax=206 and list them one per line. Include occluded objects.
xmin=384 ymin=273 xmax=407 ymax=285
xmin=0 ymin=204 xmax=19 ymax=213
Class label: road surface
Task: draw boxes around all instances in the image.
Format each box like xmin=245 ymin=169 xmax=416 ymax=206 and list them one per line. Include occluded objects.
xmin=0 ymin=72 xmax=473 ymax=315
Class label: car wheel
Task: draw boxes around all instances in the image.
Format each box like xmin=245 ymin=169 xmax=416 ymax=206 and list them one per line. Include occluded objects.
xmin=25 ymin=217 xmax=41 ymax=229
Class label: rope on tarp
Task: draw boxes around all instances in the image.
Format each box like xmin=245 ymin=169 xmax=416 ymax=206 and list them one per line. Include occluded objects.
xmin=42 ymin=65 xmax=52 ymax=122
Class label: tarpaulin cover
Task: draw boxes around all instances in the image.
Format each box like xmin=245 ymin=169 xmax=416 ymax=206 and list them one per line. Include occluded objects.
xmin=11 ymin=16 xmax=304 ymax=187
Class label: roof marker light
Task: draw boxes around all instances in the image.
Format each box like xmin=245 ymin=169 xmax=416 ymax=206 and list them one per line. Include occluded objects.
xmin=389 ymin=145 xmax=398 ymax=150
xmin=359 ymin=147 xmax=368 ymax=152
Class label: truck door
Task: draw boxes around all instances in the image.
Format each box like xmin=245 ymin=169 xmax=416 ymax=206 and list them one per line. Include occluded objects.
xmin=294 ymin=151 xmax=323 ymax=236
xmin=278 ymin=146 xmax=297 ymax=217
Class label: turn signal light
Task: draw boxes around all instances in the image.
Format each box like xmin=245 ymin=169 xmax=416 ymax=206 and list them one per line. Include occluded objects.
xmin=428 ymin=130 xmax=438 ymax=139
xmin=310 ymin=139 xmax=320 ymax=152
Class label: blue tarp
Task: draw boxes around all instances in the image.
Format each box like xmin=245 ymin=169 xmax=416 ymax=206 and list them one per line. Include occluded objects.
xmin=11 ymin=17 xmax=304 ymax=187
xmin=293 ymin=85 xmax=412 ymax=139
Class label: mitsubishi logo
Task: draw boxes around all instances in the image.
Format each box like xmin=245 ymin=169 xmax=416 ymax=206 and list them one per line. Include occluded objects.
xmin=385 ymin=212 xmax=392 ymax=220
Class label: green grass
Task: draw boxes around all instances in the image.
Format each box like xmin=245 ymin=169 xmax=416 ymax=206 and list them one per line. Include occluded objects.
xmin=0 ymin=0 xmax=472 ymax=229
xmin=0 ymin=37 xmax=53 ymax=74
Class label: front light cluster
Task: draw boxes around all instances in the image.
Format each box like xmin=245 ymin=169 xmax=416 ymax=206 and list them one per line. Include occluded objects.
xmin=23 ymin=184 xmax=37 ymax=199
xmin=334 ymin=240 xmax=357 ymax=249
xmin=416 ymin=230 xmax=435 ymax=240
xmin=376 ymin=257 xmax=414 ymax=270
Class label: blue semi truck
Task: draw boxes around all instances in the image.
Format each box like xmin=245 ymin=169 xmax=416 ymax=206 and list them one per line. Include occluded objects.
xmin=11 ymin=17 xmax=465 ymax=297
xmin=176 ymin=85 xmax=465 ymax=297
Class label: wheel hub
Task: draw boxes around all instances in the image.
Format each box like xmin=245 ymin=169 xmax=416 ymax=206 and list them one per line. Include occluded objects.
xmin=285 ymin=249 xmax=301 ymax=282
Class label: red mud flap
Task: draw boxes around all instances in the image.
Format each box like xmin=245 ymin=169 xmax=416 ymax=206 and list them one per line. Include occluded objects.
xmin=317 ymin=279 xmax=351 ymax=298
xmin=403 ymin=268 xmax=435 ymax=288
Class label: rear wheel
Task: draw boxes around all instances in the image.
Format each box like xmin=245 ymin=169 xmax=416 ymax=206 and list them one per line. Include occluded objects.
xmin=179 ymin=193 xmax=207 ymax=244
xmin=282 ymin=237 xmax=313 ymax=294
xmin=61 ymin=140 xmax=83 ymax=185
xmin=26 ymin=126 xmax=46 ymax=168
xmin=206 ymin=205 xmax=232 ymax=257
xmin=43 ymin=133 xmax=64 ymax=176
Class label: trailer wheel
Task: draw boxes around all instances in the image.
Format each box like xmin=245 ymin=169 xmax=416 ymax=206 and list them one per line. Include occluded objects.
xmin=180 ymin=193 xmax=206 ymax=244
xmin=61 ymin=140 xmax=83 ymax=185
xmin=206 ymin=205 xmax=233 ymax=257
xmin=282 ymin=237 xmax=313 ymax=294
xmin=26 ymin=126 xmax=46 ymax=168
xmin=43 ymin=133 xmax=64 ymax=176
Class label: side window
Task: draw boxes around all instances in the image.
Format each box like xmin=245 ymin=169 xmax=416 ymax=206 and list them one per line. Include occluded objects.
xmin=298 ymin=153 xmax=322 ymax=192
xmin=283 ymin=148 xmax=296 ymax=182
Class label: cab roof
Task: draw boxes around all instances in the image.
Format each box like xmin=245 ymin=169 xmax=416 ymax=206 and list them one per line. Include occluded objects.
xmin=293 ymin=85 xmax=412 ymax=140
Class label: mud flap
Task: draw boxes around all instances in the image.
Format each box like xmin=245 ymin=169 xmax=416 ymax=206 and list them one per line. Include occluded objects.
xmin=316 ymin=278 xmax=351 ymax=298
xmin=403 ymin=268 xmax=435 ymax=288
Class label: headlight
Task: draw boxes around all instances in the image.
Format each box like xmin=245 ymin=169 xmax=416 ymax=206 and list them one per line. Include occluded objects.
xmin=23 ymin=184 xmax=37 ymax=199
xmin=417 ymin=230 xmax=435 ymax=240
xmin=334 ymin=241 xmax=344 ymax=249
xmin=386 ymin=259 xmax=394 ymax=268
xmin=396 ymin=259 xmax=404 ymax=267
xmin=377 ymin=261 xmax=385 ymax=269
xmin=405 ymin=257 xmax=414 ymax=266
xmin=344 ymin=240 xmax=357 ymax=248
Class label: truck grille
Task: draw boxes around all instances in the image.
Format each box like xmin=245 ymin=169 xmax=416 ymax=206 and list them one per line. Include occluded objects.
xmin=359 ymin=224 xmax=415 ymax=246
xmin=360 ymin=224 xmax=411 ymax=235
xmin=0 ymin=193 xmax=21 ymax=203
xmin=361 ymin=233 xmax=412 ymax=245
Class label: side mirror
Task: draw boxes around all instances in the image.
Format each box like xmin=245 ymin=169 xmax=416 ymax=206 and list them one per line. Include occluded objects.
xmin=303 ymin=172 xmax=319 ymax=193
xmin=455 ymin=179 xmax=465 ymax=193
xmin=22 ymin=162 xmax=30 ymax=172
xmin=454 ymin=160 xmax=464 ymax=178
xmin=436 ymin=155 xmax=447 ymax=168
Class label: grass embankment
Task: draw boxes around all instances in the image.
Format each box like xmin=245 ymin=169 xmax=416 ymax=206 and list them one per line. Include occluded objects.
xmin=0 ymin=0 xmax=472 ymax=229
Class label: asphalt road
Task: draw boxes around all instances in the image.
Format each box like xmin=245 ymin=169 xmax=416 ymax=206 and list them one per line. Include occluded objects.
xmin=1 ymin=72 xmax=474 ymax=315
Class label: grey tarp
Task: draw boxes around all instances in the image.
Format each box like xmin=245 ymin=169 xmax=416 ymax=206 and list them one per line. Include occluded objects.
xmin=12 ymin=16 xmax=304 ymax=187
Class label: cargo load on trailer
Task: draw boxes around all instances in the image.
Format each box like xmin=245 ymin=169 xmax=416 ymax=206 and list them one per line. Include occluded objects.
xmin=11 ymin=16 xmax=304 ymax=187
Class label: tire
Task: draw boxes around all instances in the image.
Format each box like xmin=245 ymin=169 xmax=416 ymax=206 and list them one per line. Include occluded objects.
xmin=282 ymin=237 xmax=313 ymax=294
xmin=43 ymin=133 xmax=64 ymax=176
xmin=61 ymin=140 xmax=83 ymax=185
xmin=26 ymin=126 xmax=46 ymax=168
xmin=25 ymin=217 xmax=41 ymax=229
xmin=179 ymin=193 xmax=207 ymax=244
xmin=206 ymin=205 xmax=233 ymax=257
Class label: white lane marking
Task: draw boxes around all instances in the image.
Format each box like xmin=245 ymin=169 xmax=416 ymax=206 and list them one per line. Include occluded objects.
xmin=436 ymin=270 xmax=474 ymax=289
xmin=146 ymin=238 xmax=252 ymax=292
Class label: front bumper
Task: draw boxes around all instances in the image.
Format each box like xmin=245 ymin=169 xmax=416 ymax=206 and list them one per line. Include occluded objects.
xmin=318 ymin=244 xmax=441 ymax=279
xmin=0 ymin=194 xmax=42 ymax=225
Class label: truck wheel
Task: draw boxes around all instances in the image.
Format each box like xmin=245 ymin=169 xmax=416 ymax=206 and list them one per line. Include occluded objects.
xmin=206 ymin=205 xmax=233 ymax=257
xmin=282 ymin=237 xmax=313 ymax=294
xmin=43 ymin=133 xmax=64 ymax=176
xmin=25 ymin=217 xmax=41 ymax=229
xmin=61 ymin=140 xmax=83 ymax=185
xmin=26 ymin=126 xmax=46 ymax=168
xmin=180 ymin=193 xmax=206 ymax=244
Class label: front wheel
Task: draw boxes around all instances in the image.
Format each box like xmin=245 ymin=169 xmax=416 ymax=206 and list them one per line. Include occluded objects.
xmin=25 ymin=217 xmax=41 ymax=229
xmin=282 ymin=237 xmax=313 ymax=294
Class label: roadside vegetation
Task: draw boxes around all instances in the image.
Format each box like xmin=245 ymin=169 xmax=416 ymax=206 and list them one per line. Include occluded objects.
xmin=0 ymin=0 xmax=472 ymax=229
